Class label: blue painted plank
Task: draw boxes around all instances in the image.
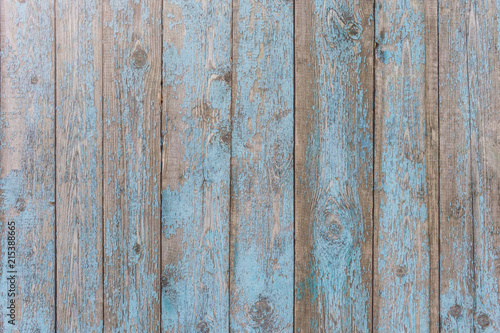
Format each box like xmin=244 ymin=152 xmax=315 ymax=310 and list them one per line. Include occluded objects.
xmin=102 ymin=0 xmax=162 ymax=331
xmin=0 ymin=0 xmax=56 ymax=331
xmin=439 ymin=0 xmax=475 ymax=330
xmin=440 ymin=0 xmax=500 ymax=331
xmin=229 ymin=0 xmax=294 ymax=331
xmin=161 ymin=0 xmax=231 ymax=331
xmin=294 ymin=0 xmax=375 ymax=331
xmin=55 ymin=0 xmax=103 ymax=331
xmin=373 ymin=0 xmax=439 ymax=331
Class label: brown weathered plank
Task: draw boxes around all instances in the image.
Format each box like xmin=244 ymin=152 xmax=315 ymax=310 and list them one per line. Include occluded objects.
xmin=55 ymin=0 xmax=103 ymax=331
xmin=102 ymin=0 xmax=162 ymax=331
xmin=229 ymin=0 xmax=294 ymax=330
xmin=0 ymin=0 xmax=55 ymax=331
xmin=161 ymin=0 xmax=232 ymax=330
xmin=294 ymin=0 xmax=375 ymax=331
xmin=440 ymin=0 xmax=500 ymax=330
xmin=373 ymin=0 xmax=439 ymax=331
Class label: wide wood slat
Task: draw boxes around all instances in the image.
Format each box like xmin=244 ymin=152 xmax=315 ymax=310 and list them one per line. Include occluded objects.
xmin=0 ymin=0 xmax=56 ymax=331
xmin=229 ymin=0 xmax=294 ymax=330
xmin=55 ymin=0 xmax=103 ymax=331
xmin=161 ymin=0 xmax=232 ymax=330
xmin=294 ymin=0 xmax=374 ymax=331
xmin=102 ymin=0 xmax=162 ymax=331
xmin=0 ymin=0 xmax=499 ymax=331
xmin=440 ymin=0 xmax=500 ymax=331
xmin=373 ymin=0 xmax=439 ymax=331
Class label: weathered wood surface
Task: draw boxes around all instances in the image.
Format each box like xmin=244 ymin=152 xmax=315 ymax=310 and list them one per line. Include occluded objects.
xmin=1 ymin=0 xmax=500 ymax=331
xmin=161 ymin=0 xmax=231 ymax=331
xmin=102 ymin=0 xmax=161 ymax=331
xmin=0 ymin=0 xmax=56 ymax=331
xmin=55 ymin=0 xmax=103 ymax=331
xmin=440 ymin=0 xmax=500 ymax=331
xmin=373 ymin=0 xmax=439 ymax=331
xmin=294 ymin=0 xmax=374 ymax=331
xmin=229 ymin=0 xmax=294 ymax=330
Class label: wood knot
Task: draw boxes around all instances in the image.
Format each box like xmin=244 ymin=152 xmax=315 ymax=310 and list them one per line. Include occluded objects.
xmin=223 ymin=72 xmax=232 ymax=84
xmin=453 ymin=204 xmax=465 ymax=218
xmin=345 ymin=20 xmax=362 ymax=40
xmin=321 ymin=212 xmax=344 ymax=243
xmin=196 ymin=320 xmax=211 ymax=333
xmin=132 ymin=243 xmax=141 ymax=253
xmin=30 ymin=75 xmax=38 ymax=84
xmin=131 ymin=44 xmax=147 ymax=69
xmin=477 ymin=313 xmax=490 ymax=328
xmin=249 ymin=295 xmax=274 ymax=328
xmin=15 ymin=198 xmax=26 ymax=212
xmin=161 ymin=274 xmax=169 ymax=288
xmin=220 ymin=128 xmax=231 ymax=147
xmin=18 ymin=0 xmax=26 ymax=3
xmin=449 ymin=304 xmax=462 ymax=318
xmin=395 ymin=265 xmax=407 ymax=278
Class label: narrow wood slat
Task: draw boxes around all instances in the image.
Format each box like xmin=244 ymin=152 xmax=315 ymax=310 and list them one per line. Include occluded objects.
xmin=440 ymin=0 xmax=500 ymax=330
xmin=0 ymin=0 xmax=55 ymax=331
xmin=229 ymin=0 xmax=294 ymax=330
xmin=102 ymin=0 xmax=161 ymax=331
xmin=294 ymin=0 xmax=375 ymax=331
xmin=469 ymin=0 xmax=500 ymax=329
xmin=55 ymin=0 xmax=103 ymax=331
xmin=373 ymin=0 xmax=439 ymax=331
xmin=161 ymin=0 xmax=231 ymax=330
xmin=439 ymin=0 xmax=475 ymax=330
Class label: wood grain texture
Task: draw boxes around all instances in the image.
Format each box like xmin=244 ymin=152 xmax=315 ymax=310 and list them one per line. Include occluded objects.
xmin=439 ymin=0 xmax=475 ymax=330
xmin=102 ymin=0 xmax=161 ymax=331
xmin=55 ymin=0 xmax=103 ymax=331
xmin=373 ymin=0 xmax=438 ymax=331
xmin=0 ymin=0 xmax=55 ymax=331
xmin=229 ymin=0 xmax=294 ymax=330
xmin=440 ymin=0 xmax=500 ymax=331
xmin=161 ymin=0 xmax=231 ymax=331
xmin=294 ymin=0 xmax=374 ymax=331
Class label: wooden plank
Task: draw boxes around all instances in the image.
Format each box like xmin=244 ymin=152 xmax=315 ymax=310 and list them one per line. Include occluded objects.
xmin=55 ymin=0 xmax=103 ymax=331
xmin=0 ymin=0 xmax=55 ymax=331
xmin=294 ymin=0 xmax=374 ymax=331
xmin=469 ymin=0 xmax=500 ymax=330
xmin=102 ymin=0 xmax=161 ymax=331
xmin=161 ymin=0 xmax=231 ymax=331
xmin=229 ymin=0 xmax=294 ymax=330
xmin=440 ymin=0 xmax=500 ymax=331
xmin=439 ymin=0 xmax=475 ymax=330
xmin=373 ymin=0 xmax=439 ymax=331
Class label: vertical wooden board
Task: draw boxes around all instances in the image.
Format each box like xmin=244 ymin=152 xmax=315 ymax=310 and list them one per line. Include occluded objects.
xmin=442 ymin=0 xmax=500 ymax=332
xmin=229 ymin=0 xmax=294 ymax=331
xmin=0 ymin=0 xmax=55 ymax=331
xmin=468 ymin=0 xmax=500 ymax=330
xmin=161 ymin=0 xmax=231 ymax=331
xmin=102 ymin=0 xmax=161 ymax=331
xmin=439 ymin=0 xmax=475 ymax=331
xmin=373 ymin=0 xmax=438 ymax=331
xmin=55 ymin=0 xmax=103 ymax=331
xmin=294 ymin=0 xmax=374 ymax=331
